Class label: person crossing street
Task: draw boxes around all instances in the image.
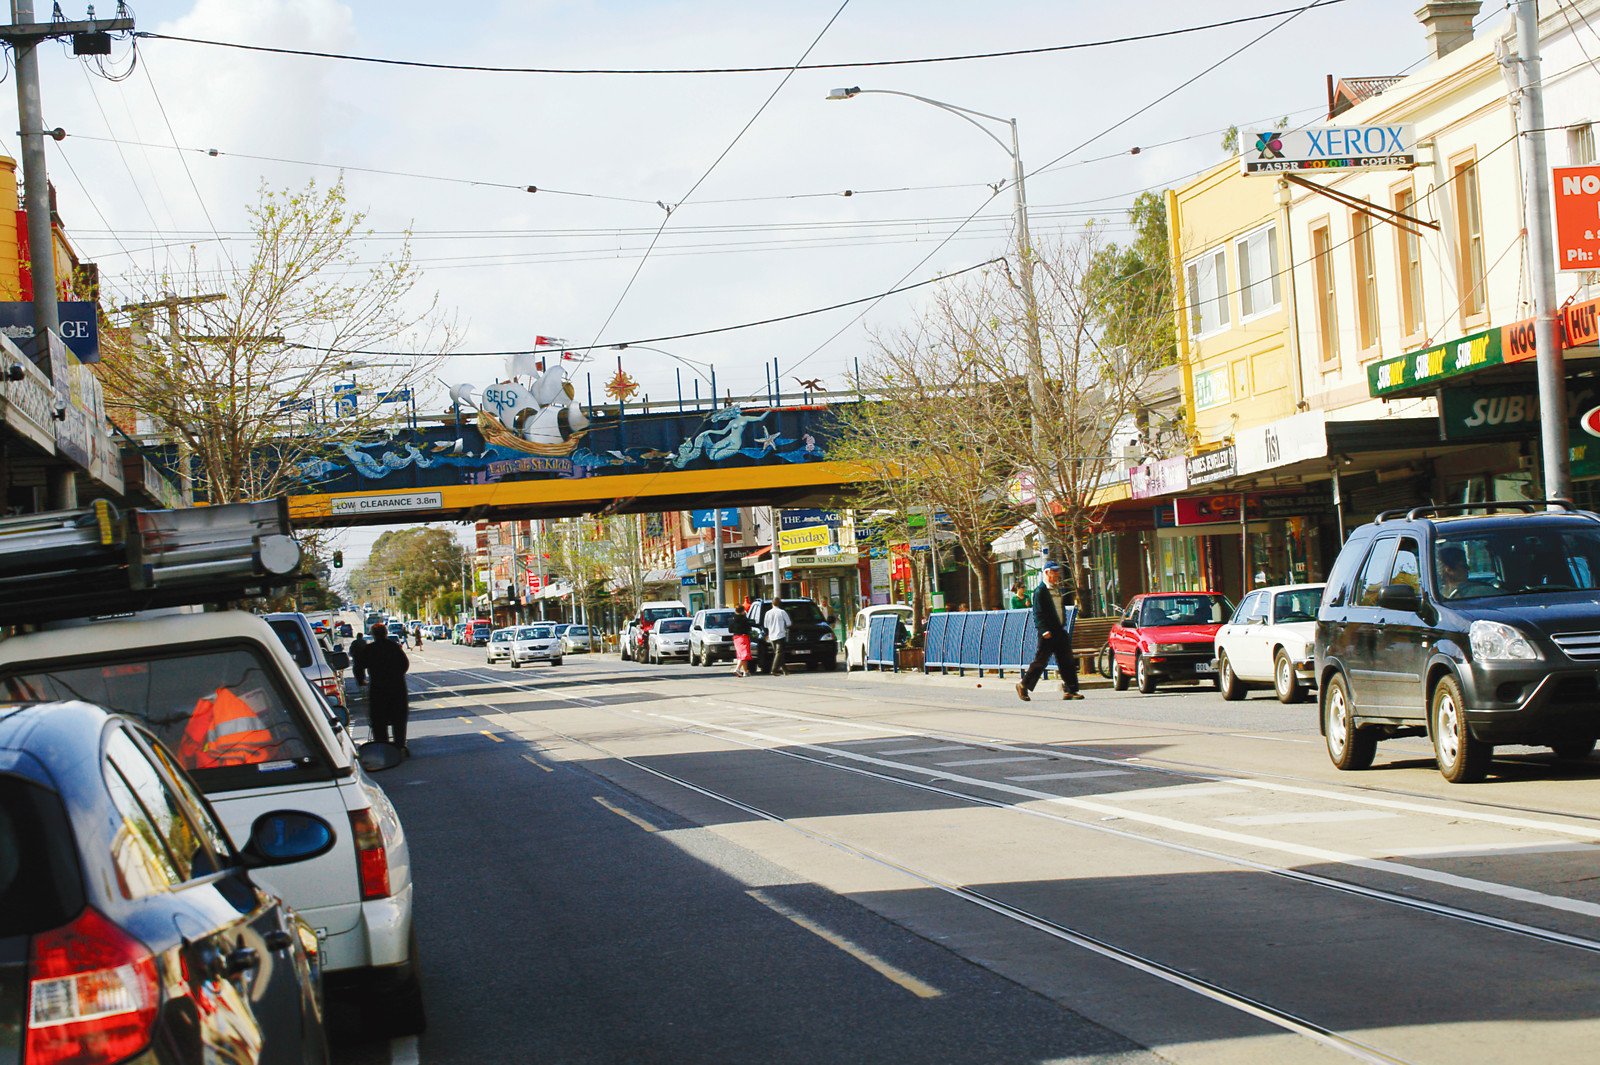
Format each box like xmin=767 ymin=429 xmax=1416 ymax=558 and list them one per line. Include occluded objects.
xmin=1017 ymin=562 xmax=1081 ymax=701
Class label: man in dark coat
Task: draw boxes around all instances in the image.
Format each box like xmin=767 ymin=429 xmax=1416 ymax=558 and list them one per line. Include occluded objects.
xmin=349 ymin=632 xmax=369 ymax=687
xmin=364 ymin=623 xmax=412 ymax=754
xmin=1017 ymin=562 xmax=1081 ymax=702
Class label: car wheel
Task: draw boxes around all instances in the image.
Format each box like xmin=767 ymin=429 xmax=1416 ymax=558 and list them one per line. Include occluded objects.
xmin=1551 ymin=734 xmax=1598 ymax=761
xmin=551 ymin=658 xmax=562 ymax=667
xmin=1111 ymin=656 xmax=1129 ymax=691
xmin=1274 ymin=650 xmax=1305 ymax=704
xmin=364 ymin=928 xmax=426 ymax=1037
xmin=1322 ymin=672 xmax=1375 ymax=770
xmin=1432 ymin=674 xmax=1489 ymax=783
xmin=1218 ymin=653 xmax=1244 ymax=701
xmin=824 ymin=654 xmax=838 ymax=671
xmin=1135 ymin=653 xmax=1158 ymax=694
xmin=510 ymin=660 xmax=520 ymax=669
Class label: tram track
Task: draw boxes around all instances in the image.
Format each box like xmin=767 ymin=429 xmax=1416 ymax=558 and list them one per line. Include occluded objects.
xmin=408 ymin=660 xmax=1600 ymax=1063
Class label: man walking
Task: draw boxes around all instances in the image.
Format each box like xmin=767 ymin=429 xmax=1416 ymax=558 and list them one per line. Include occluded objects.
xmin=1017 ymin=562 xmax=1082 ymax=702
xmin=365 ymin=623 xmax=413 ymax=755
xmin=762 ymin=599 xmax=792 ymax=677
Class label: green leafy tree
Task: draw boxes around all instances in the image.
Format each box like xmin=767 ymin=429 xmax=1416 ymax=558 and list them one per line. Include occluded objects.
xmin=348 ymin=527 xmax=466 ymax=619
xmin=1082 ymin=191 xmax=1177 ymax=369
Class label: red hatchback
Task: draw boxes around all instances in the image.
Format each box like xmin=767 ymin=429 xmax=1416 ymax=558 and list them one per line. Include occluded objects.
xmin=1109 ymin=592 xmax=1234 ymax=694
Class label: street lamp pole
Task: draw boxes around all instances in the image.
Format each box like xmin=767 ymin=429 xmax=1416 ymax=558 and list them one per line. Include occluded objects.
xmin=827 ymin=88 xmax=1052 ymax=537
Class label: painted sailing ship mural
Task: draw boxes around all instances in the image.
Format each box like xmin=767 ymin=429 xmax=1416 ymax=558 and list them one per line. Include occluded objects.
xmin=450 ymin=352 xmax=591 ymax=457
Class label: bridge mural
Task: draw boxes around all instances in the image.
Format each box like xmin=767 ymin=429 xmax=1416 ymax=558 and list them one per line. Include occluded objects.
xmin=277 ymin=360 xmax=865 ymax=525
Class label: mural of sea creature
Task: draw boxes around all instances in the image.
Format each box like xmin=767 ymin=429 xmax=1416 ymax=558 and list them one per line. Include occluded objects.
xmin=672 ymin=407 xmax=771 ymax=468
xmin=754 ymin=428 xmax=780 ymax=453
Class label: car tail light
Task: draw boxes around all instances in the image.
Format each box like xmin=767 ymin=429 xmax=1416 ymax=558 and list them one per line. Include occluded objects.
xmin=28 ymin=908 xmax=159 ymax=1065
xmin=348 ymin=808 xmax=392 ymax=901
xmin=316 ymin=677 xmax=341 ymax=698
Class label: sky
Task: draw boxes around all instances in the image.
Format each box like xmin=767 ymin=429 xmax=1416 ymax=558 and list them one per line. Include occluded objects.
xmin=21 ymin=0 xmax=1501 ymax=568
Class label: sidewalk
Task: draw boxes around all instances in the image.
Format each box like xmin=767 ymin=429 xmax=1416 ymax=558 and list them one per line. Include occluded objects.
xmin=851 ymin=662 xmax=1112 ymax=691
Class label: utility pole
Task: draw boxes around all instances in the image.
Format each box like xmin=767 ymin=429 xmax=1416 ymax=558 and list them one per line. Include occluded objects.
xmin=1515 ymin=0 xmax=1569 ymax=503
xmin=712 ymin=507 xmax=724 ymax=607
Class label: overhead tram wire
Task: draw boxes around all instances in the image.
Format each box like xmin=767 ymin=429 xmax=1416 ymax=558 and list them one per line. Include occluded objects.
xmin=130 ymin=4 xmax=1351 ymax=76
xmin=580 ymin=0 xmax=853 ymax=360
xmin=139 ymin=60 xmax=236 ymax=272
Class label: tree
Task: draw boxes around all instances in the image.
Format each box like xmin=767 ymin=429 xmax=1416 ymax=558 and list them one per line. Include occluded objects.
xmin=97 ymin=178 xmax=455 ymax=504
xmin=1082 ymin=191 xmax=1177 ymax=370
xmin=348 ymin=527 xmax=466 ymax=619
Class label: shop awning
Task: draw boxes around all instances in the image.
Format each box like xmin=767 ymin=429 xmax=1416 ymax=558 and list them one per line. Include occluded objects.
xmin=991 ymin=519 xmax=1039 ymax=558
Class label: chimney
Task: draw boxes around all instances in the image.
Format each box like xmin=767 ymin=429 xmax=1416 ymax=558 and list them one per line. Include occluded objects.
xmin=1415 ymin=1 xmax=1482 ymax=61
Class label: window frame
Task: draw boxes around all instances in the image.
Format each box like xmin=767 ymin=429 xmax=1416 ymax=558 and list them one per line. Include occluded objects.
xmin=1351 ymin=204 xmax=1381 ymax=354
xmin=1355 ymin=537 xmax=1400 ymax=608
xmin=1234 ymin=222 xmax=1282 ymax=321
xmin=1183 ymin=246 xmax=1232 ymax=339
xmin=1450 ymin=150 xmax=1489 ymax=327
xmin=1392 ymin=181 xmax=1426 ymax=342
xmin=1570 ymin=122 xmax=1596 ymax=166
xmin=1309 ymin=217 xmax=1340 ymax=368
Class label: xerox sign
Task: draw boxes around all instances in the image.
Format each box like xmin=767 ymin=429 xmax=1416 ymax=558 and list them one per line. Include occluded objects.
xmin=1240 ymin=124 xmax=1417 ymax=175
xmin=329 ymin=491 xmax=444 ymax=516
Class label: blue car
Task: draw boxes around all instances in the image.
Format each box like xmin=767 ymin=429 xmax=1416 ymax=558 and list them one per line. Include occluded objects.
xmin=0 ymin=700 xmax=335 ymax=1064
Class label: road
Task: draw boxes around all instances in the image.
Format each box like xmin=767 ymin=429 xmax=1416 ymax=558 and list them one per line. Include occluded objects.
xmin=333 ymin=640 xmax=1600 ymax=1065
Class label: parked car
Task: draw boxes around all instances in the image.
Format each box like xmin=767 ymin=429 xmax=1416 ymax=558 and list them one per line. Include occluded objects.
xmin=1316 ymin=503 xmax=1600 ymax=783
xmin=335 ymin=621 xmax=354 ymax=638
xmin=844 ymin=604 xmax=914 ymax=670
xmin=562 ymin=624 xmax=597 ymax=654
xmin=622 ymin=601 xmax=690 ymax=661
xmin=511 ymin=624 xmax=563 ymax=667
xmin=1108 ymin=592 xmax=1233 ymax=694
xmin=428 ymin=624 xmax=448 ymax=640
xmin=487 ymin=627 xmax=515 ymax=664
xmin=264 ymin=611 xmax=352 ymax=714
xmin=1 ymin=701 xmax=335 ymax=1064
xmin=0 ymin=611 xmax=425 ymax=1035
xmin=746 ymin=598 xmax=838 ymax=672
xmin=689 ymin=608 xmax=737 ymax=666
xmin=1214 ymin=583 xmax=1325 ymax=703
xmin=453 ymin=622 xmax=468 ymax=644
xmin=465 ymin=619 xmax=493 ymax=646
xmin=647 ymin=617 xmax=694 ymax=663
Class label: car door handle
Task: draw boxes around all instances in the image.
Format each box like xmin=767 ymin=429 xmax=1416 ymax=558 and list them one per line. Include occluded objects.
xmin=224 ymin=946 xmax=261 ymax=976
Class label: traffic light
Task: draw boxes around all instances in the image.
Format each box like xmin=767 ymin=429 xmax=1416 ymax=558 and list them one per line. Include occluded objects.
xmin=388 ymin=586 xmax=398 ymax=597
xmin=332 ymin=550 xmax=344 ymax=569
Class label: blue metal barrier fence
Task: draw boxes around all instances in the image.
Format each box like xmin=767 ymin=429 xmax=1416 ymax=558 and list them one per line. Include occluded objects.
xmin=922 ymin=607 xmax=1077 ymax=678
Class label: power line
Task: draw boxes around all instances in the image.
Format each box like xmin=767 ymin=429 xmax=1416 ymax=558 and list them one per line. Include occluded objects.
xmin=131 ymin=4 xmax=1351 ymax=77
xmin=274 ymin=255 xmax=1001 ymax=357
xmin=140 ymin=59 xmax=235 ymax=271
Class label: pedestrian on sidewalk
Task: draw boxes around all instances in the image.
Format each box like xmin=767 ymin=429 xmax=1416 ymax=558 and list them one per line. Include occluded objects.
xmin=1017 ymin=562 xmax=1081 ymax=702
xmin=763 ymin=599 xmax=792 ymax=676
xmin=728 ymin=604 xmax=753 ymax=677
xmin=1008 ymin=582 xmax=1031 ymax=609
xmin=365 ymin=623 xmax=413 ymax=755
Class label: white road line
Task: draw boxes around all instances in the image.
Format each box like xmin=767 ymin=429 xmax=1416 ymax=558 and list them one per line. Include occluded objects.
xmin=1218 ymin=811 xmax=1399 ymax=826
xmin=1007 ymin=770 xmax=1133 ymax=781
xmin=889 ymin=744 xmax=971 ymax=755
xmin=937 ymin=755 xmax=1050 ymax=767
xmin=746 ymin=890 xmax=941 ymax=999
xmin=1102 ymin=785 xmax=1248 ymax=801
xmin=1229 ymin=779 xmax=1600 ymax=839
xmin=1386 ymin=842 xmax=1600 ymax=858
xmin=390 ymin=1035 xmax=420 ymax=1065
xmin=643 ymin=708 xmax=1600 ymax=923
xmin=1236 ymin=733 xmax=1318 ymax=745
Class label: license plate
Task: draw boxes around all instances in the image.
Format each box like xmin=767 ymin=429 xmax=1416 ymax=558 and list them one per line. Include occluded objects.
xmin=1194 ymin=663 xmax=1216 ymax=674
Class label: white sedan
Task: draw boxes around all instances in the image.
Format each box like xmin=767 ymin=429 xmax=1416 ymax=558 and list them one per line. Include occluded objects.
xmin=486 ymin=627 xmax=515 ymax=664
xmin=647 ymin=617 xmax=693 ymax=663
xmin=511 ymin=623 xmax=563 ymax=667
xmin=1214 ymin=583 xmax=1324 ymax=703
xmin=844 ymin=604 xmax=913 ymax=670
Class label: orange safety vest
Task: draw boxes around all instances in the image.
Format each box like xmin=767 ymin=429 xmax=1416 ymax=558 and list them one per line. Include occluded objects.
xmin=179 ymin=688 xmax=274 ymax=768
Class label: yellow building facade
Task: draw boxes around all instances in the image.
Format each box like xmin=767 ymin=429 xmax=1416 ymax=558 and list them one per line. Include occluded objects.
xmin=1167 ymin=159 xmax=1296 ymax=450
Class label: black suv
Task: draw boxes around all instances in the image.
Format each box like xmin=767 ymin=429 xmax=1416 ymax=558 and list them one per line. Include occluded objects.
xmin=746 ymin=598 xmax=839 ymax=672
xmin=1316 ymin=502 xmax=1600 ymax=783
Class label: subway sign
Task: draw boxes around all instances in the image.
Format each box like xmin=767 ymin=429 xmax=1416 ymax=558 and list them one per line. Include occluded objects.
xmin=1240 ymin=124 xmax=1417 ymax=175
xmin=1369 ymin=295 xmax=1600 ymax=397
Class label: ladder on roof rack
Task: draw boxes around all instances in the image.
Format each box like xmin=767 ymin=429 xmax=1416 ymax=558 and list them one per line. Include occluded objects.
xmin=0 ymin=498 xmax=302 ymax=627
xmin=1374 ymin=500 xmax=1581 ymax=523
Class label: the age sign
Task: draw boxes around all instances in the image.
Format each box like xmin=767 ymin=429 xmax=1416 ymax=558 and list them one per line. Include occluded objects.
xmin=1554 ymin=166 xmax=1600 ymax=272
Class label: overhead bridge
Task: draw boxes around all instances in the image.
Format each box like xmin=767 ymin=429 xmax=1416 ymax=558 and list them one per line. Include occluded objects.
xmin=284 ymin=396 xmax=871 ymax=528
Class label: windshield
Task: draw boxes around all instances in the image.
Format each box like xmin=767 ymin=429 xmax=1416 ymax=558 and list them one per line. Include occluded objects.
xmin=642 ymin=607 xmax=687 ymax=623
xmin=657 ymin=618 xmax=691 ymax=634
xmin=702 ymin=611 xmax=734 ymax=629
xmin=1139 ymin=595 xmax=1231 ymax=627
xmin=781 ymin=601 xmax=824 ymax=625
xmin=267 ymin=618 xmax=314 ymax=669
xmin=0 ymin=645 xmax=324 ymax=791
xmin=1272 ymin=588 xmax=1323 ymax=622
xmin=568 ymin=626 xmax=589 ymax=635
xmin=493 ymin=630 xmax=513 ymax=642
xmin=527 ymin=626 xmax=555 ymax=638
xmin=1435 ymin=527 xmax=1600 ymax=599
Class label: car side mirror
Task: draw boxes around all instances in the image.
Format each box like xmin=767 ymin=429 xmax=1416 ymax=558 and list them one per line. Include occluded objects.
xmin=358 ymin=741 xmax=404 ymax=773
xmin=242 ymin=811 xmax=336 ymax=867
xmin=1377 ymin=582 xmax=1421 ymax=612
xmin=325 ymin=650 xmax=350 ymax=671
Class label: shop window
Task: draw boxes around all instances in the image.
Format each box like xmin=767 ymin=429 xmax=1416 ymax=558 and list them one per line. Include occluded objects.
xmin=1451 ymin=154 xmax=1487 ymax=322
xmin=1352 ymin=207 xmax=1380 ymax=352
xmin=1235 ymin=224 xmax=1281 ymax=318
xmin=1311 ymin=221 xmax=1339 ymax=366
xmin=1394 ymin=185 xmax=1425 ymax=338
xmin=1185 ymin=248 xmax=1231 ymax=337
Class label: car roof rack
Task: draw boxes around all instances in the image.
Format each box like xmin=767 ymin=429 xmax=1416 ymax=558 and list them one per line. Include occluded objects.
xmin=1374 ymin=500 xmax=1581 ymax=523
xmin=0 ymin=498 xmax=301 ymax=627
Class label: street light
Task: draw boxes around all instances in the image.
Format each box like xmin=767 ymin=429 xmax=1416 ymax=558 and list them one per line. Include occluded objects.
xmin=826 ymin=86 xmax=1052 ymax=536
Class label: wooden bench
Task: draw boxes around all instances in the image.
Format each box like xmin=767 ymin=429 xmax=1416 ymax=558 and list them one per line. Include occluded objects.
xmin=1070 ymin=616 xmax=1116 ymax=675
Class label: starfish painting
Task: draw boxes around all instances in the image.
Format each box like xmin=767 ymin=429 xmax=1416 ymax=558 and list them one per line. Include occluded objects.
xmin=755 ymin=428 xmax=780 ymax=452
